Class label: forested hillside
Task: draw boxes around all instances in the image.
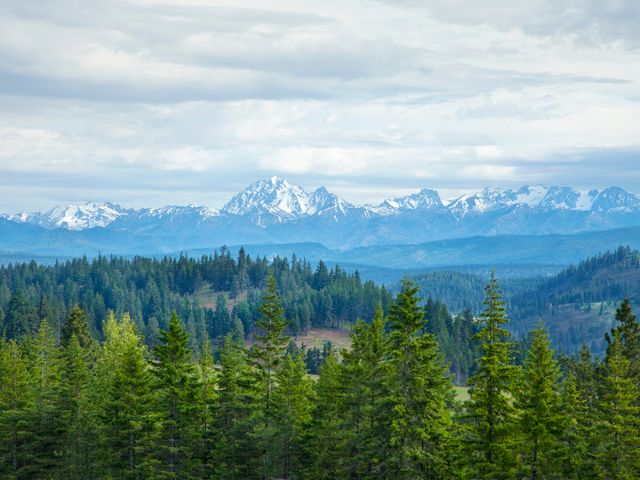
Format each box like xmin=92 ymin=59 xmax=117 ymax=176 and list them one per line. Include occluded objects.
xmin=0 ymin=249 xmax=392 ymax=344
xmin=1 ymin=276 xmax=638 ymax=479
xmin=410 ymin=246 xmax=640 ymax=355
xmin=0 ymin=249 xmax=486 ymax=383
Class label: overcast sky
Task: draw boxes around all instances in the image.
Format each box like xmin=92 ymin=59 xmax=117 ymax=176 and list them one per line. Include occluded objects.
xmin=1 ymin=0 xmax=639 ymax=212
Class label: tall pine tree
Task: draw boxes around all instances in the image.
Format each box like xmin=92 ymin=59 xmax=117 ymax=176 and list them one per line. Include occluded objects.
xmin=154 ymin=311 xmax=198 ymax=478
xmin=271 ymin=352 xmax=313 ymax=479
xmin=0 ymin=339 xmax=32 ymax=477
xmin=596 ymin=332 xmax=640 ymax=479
xmin=464 ymin=272 xmax=518 ymax=479
xmin=385 ymin=278 xmax=452 ymax=479
xmin=514 ymin=323 xmax=565 ymax=479
xmin=249 ymin=274 xmax=290 ymax=479
xmin=212 ymin=335 xmax=258 ymax=479
xmin=97 ymin=313 xmax=157 ymax=479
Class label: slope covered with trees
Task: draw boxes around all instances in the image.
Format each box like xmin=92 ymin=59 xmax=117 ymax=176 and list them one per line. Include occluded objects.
xmin=0 ymin=250 xmax=486 ymax=383
xmin=0 ymin=249 xmax=392 ymax=346
xmin=1 ymin=275 xmax=638 ymax=479
xmin=410 ymin=246 xmax=640 ymax=355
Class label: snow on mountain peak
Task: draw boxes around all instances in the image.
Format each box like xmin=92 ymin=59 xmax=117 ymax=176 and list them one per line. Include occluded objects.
xmin=537 ymin=186 xmax=597 ymax=211
xmin=9 ymin=201 xmax=129 ymax=230
xmin=4 ymin=182 xmax=640 ymax=233
xmin=144 ymin=204 xmax=220 ymax=219
xmin=367 ymin=188 xmax=444 ymax=215
xmin=222 ymin=177 xmax=312 ymax=224
xmin=307 ymin=187 xmax=352 ymax=216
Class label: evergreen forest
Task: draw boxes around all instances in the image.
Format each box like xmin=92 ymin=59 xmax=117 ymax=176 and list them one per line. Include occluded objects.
xmin=1 ymin=262 xmax=639 ymax=479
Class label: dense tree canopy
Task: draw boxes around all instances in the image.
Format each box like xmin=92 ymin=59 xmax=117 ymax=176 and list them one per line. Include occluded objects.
xmin=1 ymin=260 xmax=638 ymax=479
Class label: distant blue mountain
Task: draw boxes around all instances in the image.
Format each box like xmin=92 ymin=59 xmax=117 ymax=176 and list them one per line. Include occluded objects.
xmin=2 ymin=177 xmax=640 ymax=256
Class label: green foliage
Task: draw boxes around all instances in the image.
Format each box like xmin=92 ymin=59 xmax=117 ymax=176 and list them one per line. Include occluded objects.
xmin=386 ymin=279 xmax=453 ymax=479
xmin=97 ymin=313 xmax=158 ymax=479
xmin=58 ymin=333 xmax=95 ymax=479
xmin=514 ymin=323 xmax=566 ymax=479
xmin=596 ymin=332 xmax=640 ymax=479
xmin=0 ymin=269 xmax=637 ymax=480
xmin=193 ymin=337 xmax=217 ymax=479
xmin=304 ymin=350 xmax=344 ymax=478
xmin=463 ymin=272 xmax=519 ymax=479
xmin=61 ymin=305 xmax=95 ymax=349
xmin=271 ymin=352 xmax=314 ymax=478
xmin=337 ymin=309 xmax=391 ymax=478
xmin=212 ymin=335 xmax=257 ymax=478
xmin=154 ymin=311 xmax=198 ymax=478
xmin=606 ymin=298 xmax=640 ymax=378
xmin=0 ymin=338 xmax=32 ymax=477
xmin=0 ymin=253 xmax=392 ymax=348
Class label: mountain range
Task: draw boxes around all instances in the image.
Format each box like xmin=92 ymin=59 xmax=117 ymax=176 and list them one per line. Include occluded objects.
xmin=2 ymin=176 xmax=640 ymax=255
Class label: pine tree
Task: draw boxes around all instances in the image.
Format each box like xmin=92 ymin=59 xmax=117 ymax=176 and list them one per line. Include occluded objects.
xmin=606 ymin=299 xmax=640 ymax=380
xmin=154 ymin=311 xmax=198 ymax=478
xmin=61 ymin=305 xmax=95 ymax=351
xmin=193 ymin=336 xmax=217 ymax=479
xmin=271 ymin=352 xmax=314 ymax=479
xmin=212 ymin=335 xmax=258 ymax=479
xmin=464 ymin=272 xmax=519 ymax=479
xmin=338 ymin=309 xmax=391 ymax=478
xmin=555 ymin=374 xmax=588 ymax=479
xmin=97 ymin=313 xmax=157 ymax=479
xmin=303 ymin=350 xmax=343 ymax=479
xmin=596 ymin=332 xmax=640 ymax=479
xmin=251 ymin=274 xmax=290 ymax=402
xmin=0 ymin=339 xmax=32 ymax=477
xmin=4 ymin=291 xmax=38 ymax=339
xmin=22 ymin=319 xmax=63 ymax=477
xmin=249 ymin=274 xmax=290 ymax=478
xmin=57 ymin=334 xmax=96 ymax=479
xmin=566 ymin=343 xmax=601 ymax=478
xmin=514 ymin=323 xmax=565 ymax=479
xmin=385 ymin=279 xmax=452 ymax=479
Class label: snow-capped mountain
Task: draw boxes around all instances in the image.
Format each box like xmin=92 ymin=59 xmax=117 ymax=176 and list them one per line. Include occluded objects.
xmin=222 ymin=177 xmax=312 ymax=226
xmin=590 ymin=187 xmax=640 ymax=213
xmin=367 ymin=189 xmax=444 ymax=216
xmin=307 ymin=187 xmax=353 ymax=218
xmin=222 ymin=176 xmax=353 ymax=225
xmin=3 ymin=179 xmax=640 ymax=252
xmin=136 ymin=204 xmax=219 ymax=220
xmin=5 ymin=202 xmax=129 ymax=230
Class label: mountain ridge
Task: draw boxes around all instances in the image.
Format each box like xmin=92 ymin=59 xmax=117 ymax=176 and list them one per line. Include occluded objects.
xmin=3 ymin=177 xmax=640 ymax=250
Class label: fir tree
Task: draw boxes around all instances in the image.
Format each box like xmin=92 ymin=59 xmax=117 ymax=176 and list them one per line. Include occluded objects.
xmin=0 ymin=339 xmax=32 ymax=477
xmin=61 ymin=305 xmax=95 ymax=351
xmin=57 ymin=334 xmax=95 ymax=479
xmin=249 ymin=274 xmax=290 ymax=478
xmin=303 ymin=349 xmax=343 ymax=479
xmin=193 ymin=336 xmax=217 ymax=479
xmin=606 ymin=299 xmax=640 ymax=380
xmin=555 ymin=374 xmax=588 ymax=479
xmin=154 ymin=311 xmax=198 ymax=478
xmin=333 ymin=309 xmax=392 ymax=478
xmin=22 ymin=319 xmax=62 ymax=477
xmin=212 ymin=335 xmax=258 ymax=479
xmin=596 ymin=332 xmax=640 ymax=479
xmin=514 ymin=323 xmax=565 ymax=479
xmin=464 ymin=272 xmax=518 ymax=479
xmin=385 ymin=279 xmax=452 ymax=479
xmin=98 ymin=313 xmax=157 ymax=479
xmin=271 ymin=352 xmax=314 ymax=479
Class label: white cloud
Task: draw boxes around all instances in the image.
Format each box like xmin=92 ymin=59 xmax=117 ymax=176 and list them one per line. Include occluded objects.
xmin=0 ymin=0 xmax=639 ymax=211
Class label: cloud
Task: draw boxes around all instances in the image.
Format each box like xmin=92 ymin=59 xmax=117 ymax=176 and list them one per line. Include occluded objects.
xmin=0 ymin=0 xmax=638 ymax=212
xmin=382 ymin=0 xmax=640 ymax=48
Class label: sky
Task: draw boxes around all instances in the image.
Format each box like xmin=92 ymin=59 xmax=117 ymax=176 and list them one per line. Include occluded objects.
xmin=1 ymin=0 xmax=640 ymax=213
